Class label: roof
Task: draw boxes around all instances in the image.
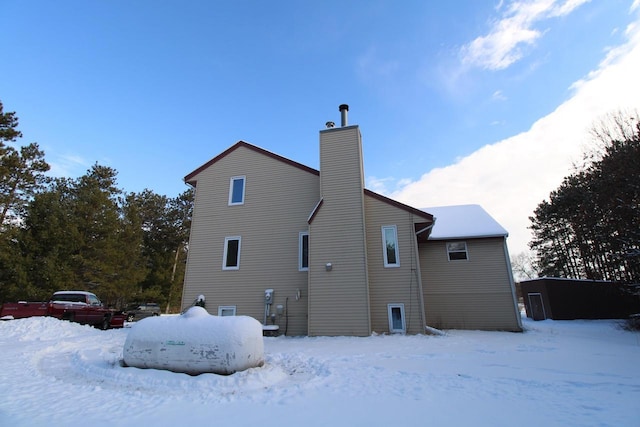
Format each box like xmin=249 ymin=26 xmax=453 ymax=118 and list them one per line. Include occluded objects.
xmin=364 ymin=189 xmax=433 ymax=223
xmin=184 ymin=141 xmax=434 ymax=230
xmin=306 ymin=191 xmax=434 ymax=241
xmin=184 ymin=141 xmax=319 ymax=186
xmin=423 ymin=204 xmax=508 ymax=240
xmin=52 ymin=291 xmax=96 ymax=296
xmin=520 ymin=277 xmax=615 ymax=284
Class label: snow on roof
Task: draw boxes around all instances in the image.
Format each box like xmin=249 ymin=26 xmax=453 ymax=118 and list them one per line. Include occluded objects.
xmin=422 ymin=204 xmax=508 ymax=240
xmin=52 ymin=291 xmax=95 ymax=296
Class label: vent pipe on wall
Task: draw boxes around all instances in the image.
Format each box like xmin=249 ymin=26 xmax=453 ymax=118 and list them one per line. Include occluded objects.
xmin=339 ymin=104 xmax=349 ymax=127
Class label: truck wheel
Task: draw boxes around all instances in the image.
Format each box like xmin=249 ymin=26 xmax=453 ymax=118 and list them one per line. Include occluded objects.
xmin=63 ymin=312 xmax=75 ymax=322
xmin=127 ymin=314 xmax=135 ymax=322
xmin=99 ymin=316 xmax=110 ymax=330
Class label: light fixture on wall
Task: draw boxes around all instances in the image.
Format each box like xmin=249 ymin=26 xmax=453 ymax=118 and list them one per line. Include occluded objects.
xmin=295 ymin=289 xmax=301 ymax=301
xmin=325 ymin=263 xmax=332 ymax=271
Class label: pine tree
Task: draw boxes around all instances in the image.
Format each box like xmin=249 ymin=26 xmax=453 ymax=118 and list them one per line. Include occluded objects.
xmin=529 ymin=113 xmax=640 ymax=287
xmin=127 ymin=188 xmax=193 ymax=311
xmin=0 ymin=101 xmax=49 ymax=302
xmin=0 ymin=101 xmax=49 ymax=229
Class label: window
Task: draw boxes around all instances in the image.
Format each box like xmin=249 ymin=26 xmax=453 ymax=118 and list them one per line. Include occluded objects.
xmin=223 ymin=236 xmax=241 ymax=270
xmin=299 ymin=231 xmax=309 ymax=271
xmin=381 ymin=225 xmax=400 ymax=267
xmin=387 ymin=304 xmax=406 ymax=333
xmin=228 ymin=176 xmax=245 ymax=205
xmin=218 ymin=306 xmax=236 ymax=316
xmin=447 ymin=241 xmax=468 ymax=261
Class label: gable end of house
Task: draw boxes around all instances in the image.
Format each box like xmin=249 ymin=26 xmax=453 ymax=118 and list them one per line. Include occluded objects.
xmin=184 ymin=140 xmax=319 ymax=186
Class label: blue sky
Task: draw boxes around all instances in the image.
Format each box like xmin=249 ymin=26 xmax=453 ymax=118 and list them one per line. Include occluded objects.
xmin=2 ymin=0 xmax=639 ymax=255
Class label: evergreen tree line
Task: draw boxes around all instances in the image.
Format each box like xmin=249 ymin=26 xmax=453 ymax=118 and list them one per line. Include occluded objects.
xmin=0 ymin=101 xmax=193 ymax=311
xmin=529 ymin=113 xmax=640 ymax=288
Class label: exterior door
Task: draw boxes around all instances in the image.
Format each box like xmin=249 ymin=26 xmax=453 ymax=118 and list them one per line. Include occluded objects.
xmin=528 ymin=293 xmax=546 ymax=320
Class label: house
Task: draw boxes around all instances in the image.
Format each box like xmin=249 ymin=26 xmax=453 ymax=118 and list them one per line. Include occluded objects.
xmin=420 ymin=205 xmax=522 ymax=331
xmin=181 ymin=105 xmax=522 ymax=336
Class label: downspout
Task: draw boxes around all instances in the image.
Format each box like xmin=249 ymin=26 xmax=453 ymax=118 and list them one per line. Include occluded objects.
xmin=414 ymin=223 xmax=433 ymax=334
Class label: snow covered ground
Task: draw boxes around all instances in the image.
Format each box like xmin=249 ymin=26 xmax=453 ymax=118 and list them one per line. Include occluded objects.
xmin=1 ymin=314 xmax=638 ymax=427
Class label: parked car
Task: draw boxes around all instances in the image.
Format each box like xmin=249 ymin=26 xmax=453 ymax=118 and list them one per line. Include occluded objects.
xmin=1 ymin=291 xmax=125 ymax=329
xmin=125 ymin=303 xmax=161 ymax=322
xmin=47 ymin=291 xmax=125 ymax=329
xmin=1 ymin=301 xmax=48 ymax=320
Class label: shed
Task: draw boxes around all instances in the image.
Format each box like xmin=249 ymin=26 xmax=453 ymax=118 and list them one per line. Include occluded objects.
xmin=520 ymin=277 xmax=640 ymax=320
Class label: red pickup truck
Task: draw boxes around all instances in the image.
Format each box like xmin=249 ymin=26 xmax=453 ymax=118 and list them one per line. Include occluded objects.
xmin=0 ymin=291 xmax=125 ymax=329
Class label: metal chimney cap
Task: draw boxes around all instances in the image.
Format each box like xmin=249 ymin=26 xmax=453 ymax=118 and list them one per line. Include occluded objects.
xmin=339 ymin=104 xmax=350 ymax=126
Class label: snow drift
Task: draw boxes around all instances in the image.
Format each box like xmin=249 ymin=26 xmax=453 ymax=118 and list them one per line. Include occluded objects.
xmin=123 ymin=306 xmax=264 ymax=375
xmin=1 ymin=314 xmax=638 ymax=426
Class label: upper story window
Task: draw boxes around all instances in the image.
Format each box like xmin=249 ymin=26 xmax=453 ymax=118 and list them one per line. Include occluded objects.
xmin=381 ymin=225 xmax=400 ymax=267
xmin=299 ymin=231 xmax=309 ymax=271
xmin=447 ymin=241 xmax=468 ymax=261
xmin=228 ymin=176 xmax=246 ymax=205
xmin=223 ymin=236 xmax=241 ymax=270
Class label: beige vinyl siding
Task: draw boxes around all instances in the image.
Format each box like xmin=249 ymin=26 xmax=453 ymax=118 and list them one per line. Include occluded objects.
xmin=318 ymin=126 xmax=365 ymax=197
xmin=365 ymin=195 xmax=425 ymax=334
xmin=308 ymin=215 xmax=370 ymax=336
xmin=420 ymin=238 xmax=521 ymax=331
xmin=308 ymin=126 xmax=370 ymax=336
xmin=182 ymin=145 xmax=319 ymax=336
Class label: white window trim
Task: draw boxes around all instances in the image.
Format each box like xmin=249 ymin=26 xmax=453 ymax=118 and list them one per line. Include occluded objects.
xmin=381 ymin=225 xmax=400 ymax=268
xmin=299 ymin=231 xmax=309 ymax=271
xmin=223 ymin=236 xmax=241 ymax=270
xmin=446 ymin=241 xmax=468 ymax=261
xmin=228 ymin=176 xmax=246 ymax=206
xmin=387 ymin=303 xmax=406 ymax=334
xmin=218 ymin=305 xmax=237 ymax=316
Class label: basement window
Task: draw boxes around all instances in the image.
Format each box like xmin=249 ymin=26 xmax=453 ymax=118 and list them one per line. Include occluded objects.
xmin=218 ymin=306 xmax=236 ymax=316
xmin=223 ymin=236 xmax=241 ymax=270
xmin=387 ymin=304 xmax=406 ymax=333
xmin=447 ymin=241 xmax=468 ymax=261
xmin=228 ymin=176 xmax=245 ymax=205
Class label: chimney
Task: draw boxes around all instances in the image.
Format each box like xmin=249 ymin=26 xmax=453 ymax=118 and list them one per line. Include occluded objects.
xmin=339 ymin=104 xmax=349 ymax=127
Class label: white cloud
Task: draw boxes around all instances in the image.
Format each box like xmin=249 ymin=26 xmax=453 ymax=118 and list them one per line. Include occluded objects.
xmin=547 ymin=0 xmax=591 ymax=18
xmin=492 ymin=90 xmax=507 ymax=101
xmin=47 ymin=153 xmax=89 ymax=179
xmin=367 ymin=176 xmax=395 ymax=194
xmin=390 ymin=14 xmax=640 ymax=256
xmin=367 ymin=176 xmax=412 ymax=194
xmin=461 ymin=0 xmax=591 ymax=70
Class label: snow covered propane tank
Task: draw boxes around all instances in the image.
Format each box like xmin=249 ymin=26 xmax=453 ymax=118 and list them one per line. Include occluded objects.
xmin=123 ymin=306 xmax=264 ymax=375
